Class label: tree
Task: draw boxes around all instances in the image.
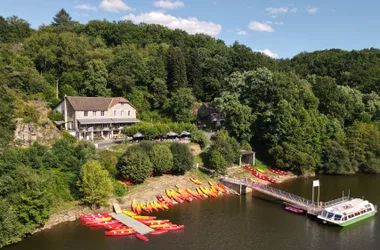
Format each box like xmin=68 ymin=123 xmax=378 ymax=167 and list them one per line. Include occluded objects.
xmin=0 ymin=86 xmax=15 ymax=153
xmin=51 ymin=9 xmax=73 ymax=26
xmin=208 ymin=150 xmax=227 ymax=174
xmin=149 ymin=144 xmax=173 ymax=174
xmin=169 ymin=88 xmax=196 ymax=122
xmin=0 ymin=16 xmax=32 ymax=43
xmin=167 ymin=46 xmax=188 ymax=91
xmin=118 ymin=148 xmax=153 ymax=183
xmin=320 ymin=141 xmax=356 ymax=174
xmin=187 ymin=48 xmax=203 ymax=99
xmin=211 ymin=132 xmax=240 ymax=166
xmin=77 ymin=160 xmax=113 ymax=209
xmin=170 ymin=143 xmax=193 ymax=174
xmin=82 ymin=59 xmax=110 ymax=96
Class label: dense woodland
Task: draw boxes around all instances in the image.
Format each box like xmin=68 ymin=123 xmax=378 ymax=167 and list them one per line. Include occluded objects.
xmin=1 ymin=9 xmax=380 ymax=247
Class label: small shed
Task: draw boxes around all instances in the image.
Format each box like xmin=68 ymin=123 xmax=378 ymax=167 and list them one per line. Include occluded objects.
xmin=240 ymin=150 xmax=256 ymax=167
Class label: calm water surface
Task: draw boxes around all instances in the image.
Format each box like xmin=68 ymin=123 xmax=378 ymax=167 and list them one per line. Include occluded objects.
xmin=6 ymin=174 xmax=380 ymax=250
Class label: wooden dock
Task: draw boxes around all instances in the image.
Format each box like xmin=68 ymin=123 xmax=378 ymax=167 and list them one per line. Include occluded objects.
xmin=111 ymin=213 xmax=154 ymax=235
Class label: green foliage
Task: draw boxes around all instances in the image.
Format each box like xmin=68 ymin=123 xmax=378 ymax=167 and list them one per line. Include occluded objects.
xmin=345 ymin=122 xmax=380 ymax=173
xmin=208 ymin=150 xmax=227 ymax=174
xmin=123 ymin=122 xmax=197 ymax=139
xmin=51 ymin=9 xmax=74 ymax=27
xmin=77 ymin=160 xmax=113 ymax=209
xmin=149 ymin=144 xmax=173 ymax=174
xmin=0 ymin=86 xmax=15 ymax=152
xmin=98 ymin=150 xmax=120 ymax=177
xmin=170 ymin=88 xmax=196 ymax=122
xmin=0 ymin=16 xmax=32 ymax=43
xmin=113 ymin=180 xmax=127 ymax=198
xmin=211 ymin=131 xmax=240 ymax=166
xmin=118 ymin=147 xmax=153 ymax=183
xmin=168 ymin=46 xmax=188 ymax=91
xmin=82 ymin=59 xmax=110 ymax=97
xmin=170 ymin=143 xmax=194 ymax=174
xmin=48 ymin=110 xmax=63 ymax=121
xmin=190 ymin=130 xmax=209 ymax=148
xmin=320 ymin=141 xmax=356 ymax=174
xmin=15 ymin=100 xmax=40 ymax=123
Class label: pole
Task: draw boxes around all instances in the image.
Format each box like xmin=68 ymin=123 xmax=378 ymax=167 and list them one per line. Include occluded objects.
xmin=312 ymin=185 xmax=314 ymax=206
xmin=317 ymin=185 xmax=320 ymax=207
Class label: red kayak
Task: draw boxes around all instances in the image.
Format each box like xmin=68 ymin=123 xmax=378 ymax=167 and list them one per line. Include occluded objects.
xmin=86 ymin=220 xmax=119 ymax=227
xmin=161 ymin=224 xmax=185 ymax=231
xmin=285 ymin=206 xmax=304 ymax=214
xmin=135 ymin=233 xmax=149 ymax=242
xmin=105 ymin=230 xmax=136 ymax=236
xmin=104 ymin=224 xmax=129 ymax=230
xmin=267 ymin=178 xmax=279 ymax=184
xmin=148 ymin=229 xmax=168 ymax=235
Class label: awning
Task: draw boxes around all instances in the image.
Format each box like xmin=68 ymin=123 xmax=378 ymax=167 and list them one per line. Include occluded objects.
xmin=77 ymin=118 xmax=113 ymax=125
xmin=112 ymin=118 xmax=139 ymax=123
xmin=77 ymin=118 xmax=140 ymax=125
xmin=54 ymin=121 xmax=66 ymax=125
xmin=133 ymin=132 xmax=144 ymax=138
xmin=167 ymin=131 xmax=178 ymax=137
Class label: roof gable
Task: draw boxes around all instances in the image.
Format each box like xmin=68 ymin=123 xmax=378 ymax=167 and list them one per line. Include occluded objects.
xmin=66 ymin=96 xmax=136 ymax=111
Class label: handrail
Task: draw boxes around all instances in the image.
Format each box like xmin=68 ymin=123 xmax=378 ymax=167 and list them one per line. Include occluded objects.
xmin=220 ymin=177 xmax=350 ymax=212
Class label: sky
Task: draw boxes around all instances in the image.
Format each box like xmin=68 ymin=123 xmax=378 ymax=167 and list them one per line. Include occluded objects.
xmin=1 ymin=0 xmax=380 ymax=58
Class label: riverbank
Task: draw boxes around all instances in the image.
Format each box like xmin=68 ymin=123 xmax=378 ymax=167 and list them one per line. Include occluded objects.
xmin=35 ymin=166 xmax=298 ymax=233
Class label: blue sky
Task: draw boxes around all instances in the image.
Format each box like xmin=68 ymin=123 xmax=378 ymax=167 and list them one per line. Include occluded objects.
xmin=1 ymin=0 xmax=380 ymax=58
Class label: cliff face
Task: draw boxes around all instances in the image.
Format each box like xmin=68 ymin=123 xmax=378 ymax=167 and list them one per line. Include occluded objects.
xmin=14 ymin=119 xmax=60 ymax=147
xmin=13 ymin=100 xmax=61 ymax=147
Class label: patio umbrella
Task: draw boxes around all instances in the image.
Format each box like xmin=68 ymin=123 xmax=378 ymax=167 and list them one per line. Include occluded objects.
xmin=133 ymin=132 xmax=144 ymax=138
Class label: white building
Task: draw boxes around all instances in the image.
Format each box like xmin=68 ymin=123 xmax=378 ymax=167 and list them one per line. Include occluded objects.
xmin=54 ymin=96 xmax=139 ymax=140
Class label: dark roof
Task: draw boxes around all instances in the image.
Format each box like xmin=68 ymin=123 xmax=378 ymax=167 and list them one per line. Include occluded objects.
xmin=66 ymin=96 xmax=134 ymax=111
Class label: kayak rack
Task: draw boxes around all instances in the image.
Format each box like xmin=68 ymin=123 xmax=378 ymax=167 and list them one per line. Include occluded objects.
xmin=111 ymin=213 xmax=154 ymax=235
xmin=220 ymin=177 xmax=351 ymax=216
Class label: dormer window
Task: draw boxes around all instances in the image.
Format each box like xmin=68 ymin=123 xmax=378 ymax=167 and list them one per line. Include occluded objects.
xmin=84 ymin=111 xmax=88 ymax=117
xmin=128 ymin=110 xmax=131 ymax=116
xmin=101 ymin=111 xmax=105 ymax=116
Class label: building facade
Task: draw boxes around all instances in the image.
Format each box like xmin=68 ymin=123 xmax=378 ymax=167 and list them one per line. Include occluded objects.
xmin=196 ymin=103 xmax=225 ymax=128
xmin=54 ymin=96 xmax=139 ymax=140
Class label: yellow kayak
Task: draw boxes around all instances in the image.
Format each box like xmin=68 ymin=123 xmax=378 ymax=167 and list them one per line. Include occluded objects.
xmin=123 ymin=210 xmax=137 ymax=216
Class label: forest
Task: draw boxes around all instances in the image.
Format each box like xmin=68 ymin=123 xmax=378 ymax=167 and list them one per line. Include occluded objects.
xmin=1 ymin=8 xmax=380 ymax=246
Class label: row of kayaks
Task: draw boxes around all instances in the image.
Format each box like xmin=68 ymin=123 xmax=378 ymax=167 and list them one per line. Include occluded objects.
xmin=80 ymin=211 xmax=184 ymax=241
xmin=243 ymin=166 xmax=280 ymax=184
xmin=131 ymin=182 xmax=228 ymax=215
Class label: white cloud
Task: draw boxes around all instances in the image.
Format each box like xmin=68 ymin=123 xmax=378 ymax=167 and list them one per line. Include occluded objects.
xmin=236 ymin=30 xmax=247 ymax=36
xmin=74 ymin=4 xmax=97 ymax=11
xmin=307 ymin=7 xmax=319 ymax=14
xmin=248 ymin=21 xmax=274 ymax=32
xmin=99 ymin=0 xmax=134 ymax=12
xmin=254 ymin=49 xmax=279 ymax=58
xmin=122 ymin=11 xmax=222 ymax=36
xmin=266 ymin=7 xmax=288 ymax=14
xmin=154 ymin=0 xmax=184 ymax=10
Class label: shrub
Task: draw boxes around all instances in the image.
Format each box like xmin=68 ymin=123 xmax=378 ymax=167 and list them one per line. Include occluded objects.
xmin=149 ymin=144 xmax=173 ymax=174
xmin=77 ymin=160 xmax=114 ymax=210
xmin=170 ymin=143 xmax=193 ymax=174
xmin=191 ymin=130 xmax=209 ymax=148
xmin=118 ymin=148 xmax=153 ymax=183
xmin=208 ymin=150 xmax=227 ymax=174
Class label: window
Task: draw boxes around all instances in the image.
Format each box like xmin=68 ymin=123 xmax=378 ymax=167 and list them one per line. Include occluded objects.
xmin=128 ymin=110 xmax=131 ymax=116
xmin=114 ymin=110 xmax=117 ymax=116
xmin=101 ymin=111 xmax=105 ymax=116
xmin=121 ymin=103 xmax=124 ymax=107
xmin=93 ymin=111 xmax=96 ymax=116
xmin=121 ymin=111 xmax=124 ymax=116
xmin=84 ymin=111 xmax=88 ymax=117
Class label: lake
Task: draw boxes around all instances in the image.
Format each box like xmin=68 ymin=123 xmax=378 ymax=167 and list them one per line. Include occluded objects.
xmin=6 ymin=174 xmax=379 ymax=250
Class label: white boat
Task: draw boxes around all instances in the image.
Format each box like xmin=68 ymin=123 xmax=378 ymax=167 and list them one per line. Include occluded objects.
xmin=317 ymin=198 xmax=377 ymax=227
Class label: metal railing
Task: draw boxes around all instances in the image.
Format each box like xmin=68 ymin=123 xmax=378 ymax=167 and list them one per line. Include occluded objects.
xmin=221 ymin=177 xmax=350 ymax=212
